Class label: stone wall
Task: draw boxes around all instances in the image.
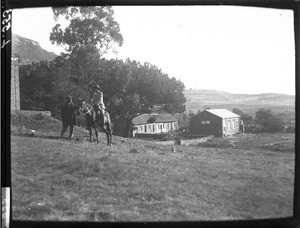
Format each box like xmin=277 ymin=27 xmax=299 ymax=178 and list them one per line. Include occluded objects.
xmin=11 ymin=110 xmax=52 ymax=117
xmin=11 ymin=59 xmax=20 ymax=110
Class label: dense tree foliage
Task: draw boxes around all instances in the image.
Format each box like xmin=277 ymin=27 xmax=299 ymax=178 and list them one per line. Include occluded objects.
xmin=232 ymin=108 xmax=294 ymax=133
xmin=232 ymin=108 xmax=253 ymax=125
xmin=50 ymin=6 xmax=123 ymax=56
xmin=19 ymin=61 xmax=58 ymax=112
xmin=17 ymin=7 xmax=185 ymax=136
xmin=19 ymin=57 xmax=186 ymax=127
xmin=254 ymin=109 xmax=286 ymax=133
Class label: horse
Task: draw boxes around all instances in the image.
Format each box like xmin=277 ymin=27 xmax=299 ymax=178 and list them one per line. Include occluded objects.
xmin=77 ymin=98 xmax=112 ymax=146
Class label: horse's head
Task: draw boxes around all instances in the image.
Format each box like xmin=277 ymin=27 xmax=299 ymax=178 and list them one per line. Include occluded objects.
xmin=77 ymin=98 xmax=86 ymax=113
xmin=77 ymin=98 xmax=92 ymax=116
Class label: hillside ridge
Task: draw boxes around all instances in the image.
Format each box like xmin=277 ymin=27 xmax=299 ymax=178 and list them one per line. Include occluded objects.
xmin=184 ymin=89 xmax=295 ymax=114
xmin=12 ymin=34 xmax=57 ymax=65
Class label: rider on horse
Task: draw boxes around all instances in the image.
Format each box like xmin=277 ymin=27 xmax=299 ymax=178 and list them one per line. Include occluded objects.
xmin=89 ymin=81 xmax=106 ymax=122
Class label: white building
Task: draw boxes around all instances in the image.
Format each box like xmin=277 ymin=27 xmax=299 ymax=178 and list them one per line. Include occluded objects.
xmin=132 ymin=112 xmax=178 ymax=137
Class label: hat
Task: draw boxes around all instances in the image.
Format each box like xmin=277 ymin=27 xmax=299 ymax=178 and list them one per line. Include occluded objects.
xmin=66 ymin=95 xmax=72 ymax=100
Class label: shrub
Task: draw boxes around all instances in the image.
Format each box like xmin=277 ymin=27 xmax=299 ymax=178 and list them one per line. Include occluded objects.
xmin=162 ymin=132 xmax=181 ymax=144
xmin=254 ymin=109 xmax=285 ymax=133
xmin=197 ymin=139 xmax=232 ymax=148
xmin=285 ymin=125 xmax=295 ymax=133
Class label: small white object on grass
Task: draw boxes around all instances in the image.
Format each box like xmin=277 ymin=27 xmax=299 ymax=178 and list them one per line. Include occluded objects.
xmin=28 ymin=130 xmax=35 ymax=137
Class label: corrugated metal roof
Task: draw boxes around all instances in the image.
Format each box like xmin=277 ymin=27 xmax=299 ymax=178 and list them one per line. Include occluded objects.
xmin=205 ymin=109 xmax=240 ymax=118
xmin=132 ymin=112 xmax=177 ymax=125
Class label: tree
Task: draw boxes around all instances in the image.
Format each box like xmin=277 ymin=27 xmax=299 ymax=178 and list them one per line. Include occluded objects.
xmin=50 ymin=6 xmax=124 ymax=89
xmin=188 ymin=110 xmax=195 ymax=118
xmin=50 ymin=6 xmax=123 ymax=56
xmin=19 ymin=61 xmax=58 ymax=112
xmin=19 ymin=53 xmax=186 ymax=137
xmin=109 ymin=93 xmax=145 ymax=137
xmin=254 ymin=109 xmax=285 ymax=133
xmin=255 ymin=109 xmax=273 ymax=126
xmin=103 ymin=59 xmax=186 ymax=137
xmin=232 ymin=108 xmax=253 ymax=125
xmin=19 ymin=56 xmax=91 ymax=119
xmin=125 ymin=60 xmax=186 ymax=114
xmin=232 ymin=108 xmax=244 ymax=117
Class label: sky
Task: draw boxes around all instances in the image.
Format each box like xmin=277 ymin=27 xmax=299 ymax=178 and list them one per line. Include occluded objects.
xmin=12 ymin=6 xmax=295 ymax=95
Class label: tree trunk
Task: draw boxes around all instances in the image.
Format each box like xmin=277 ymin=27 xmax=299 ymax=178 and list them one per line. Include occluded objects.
xmin=123 ymin=117 xmax=133 ymax=137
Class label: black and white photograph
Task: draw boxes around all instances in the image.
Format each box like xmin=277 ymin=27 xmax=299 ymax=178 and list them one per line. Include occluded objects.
xmin=8 ymin=4 xmax=296 ymax=223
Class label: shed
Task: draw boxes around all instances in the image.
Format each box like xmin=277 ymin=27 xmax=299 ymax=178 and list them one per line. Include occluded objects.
xmin=189 ymin=109 xmax=240 ymax=137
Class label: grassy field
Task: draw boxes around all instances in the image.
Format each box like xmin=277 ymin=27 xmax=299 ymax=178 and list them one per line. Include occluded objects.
xmin=10 ymin=110 xmax=295 ymax=221
xmin=11 ymin=132 xmax=295 ymax=221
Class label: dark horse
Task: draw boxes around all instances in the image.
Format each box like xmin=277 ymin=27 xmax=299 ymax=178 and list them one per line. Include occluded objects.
xmin=78 ymin=98 xmax=112 ymax=145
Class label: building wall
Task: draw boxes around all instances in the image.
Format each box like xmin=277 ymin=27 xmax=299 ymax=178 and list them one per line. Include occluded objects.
xmin=132 ymin=122 xmax=177 ymax=137
xmin=11 ymin=60 xmax=20 ymax=110
xmin=222 ymin=117 xmax=240 ymax=136
xmin=190 ymin=111 xmax=223 ymax=136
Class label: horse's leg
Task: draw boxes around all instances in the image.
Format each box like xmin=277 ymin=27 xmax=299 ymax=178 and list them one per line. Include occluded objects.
xmin=95 ymin=128 xmax=99 ymax=144
xmin=105 ymin=123 xmax=112 ymax=146
xmin=108 ymin=132 xmax=112 ymax=146
xmin=89 ymin=128 xmax=92 ymax=142
xmin=106 ymin=130 xmax=110 ymax=146
xmin=108 ymin=125 xmax=112 ymax=146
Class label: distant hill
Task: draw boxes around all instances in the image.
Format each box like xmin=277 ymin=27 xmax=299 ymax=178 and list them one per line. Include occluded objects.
xmin=12 ymin=34 xmax=57 ymax=65
xmin=184 ymin=89 xmax=295 ymax=115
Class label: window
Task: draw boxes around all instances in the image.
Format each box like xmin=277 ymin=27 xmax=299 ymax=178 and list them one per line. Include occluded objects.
xmin=201 ymin=120 xmax=210 ymax=124
xmin=227 ymin=121 xmax=231 ymax=130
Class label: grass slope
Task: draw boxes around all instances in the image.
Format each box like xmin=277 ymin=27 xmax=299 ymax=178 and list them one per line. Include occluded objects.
xmin=10 ymin=111 xmax=295 ymax=221
xmin=11 ymin=136 xmax=294 ymax=221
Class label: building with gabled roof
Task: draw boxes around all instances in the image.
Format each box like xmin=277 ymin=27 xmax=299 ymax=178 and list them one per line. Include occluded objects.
xmin=189 ymin=109 xmax=240 ymax=137
xmin=131 ymin=111 xmax=178 ymax=137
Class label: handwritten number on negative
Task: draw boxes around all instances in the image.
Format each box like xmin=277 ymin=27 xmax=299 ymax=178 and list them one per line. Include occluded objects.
xmin=1 ymin=9 xmax=12 ymax=48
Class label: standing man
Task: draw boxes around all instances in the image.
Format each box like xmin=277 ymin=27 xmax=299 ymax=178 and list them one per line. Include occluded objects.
xmin=60 ymin=95 xmax=77 ymax=138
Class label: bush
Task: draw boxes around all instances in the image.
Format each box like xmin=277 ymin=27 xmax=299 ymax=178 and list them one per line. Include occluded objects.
xmin=244 ymin=124 xmax=263 ymax=133
xmin=285 ymin=125 xmax=295 ymax=133
xmin=162 ymin=132 xmax=181 ymax=145
xmin=254 ymin=109 xmax=285 ymax=133
xmin=197 ymin=139 xmax=232 ymax=148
